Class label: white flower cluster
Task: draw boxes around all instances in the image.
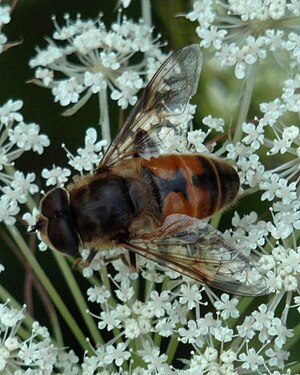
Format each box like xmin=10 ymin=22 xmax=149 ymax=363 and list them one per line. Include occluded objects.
xmin=220 ymin=76 xmax=300 ymax=296
xmin=78 ymin=256 xmax=293 ymax=374
xmin=30 ymin=13 xmax=164 ymax=112
xmin=0 ymin=301 xmax=79 ymax=374
xmin=64 ymin=127 xmax=107 ymax=173
xmin=187 ymin=0 xmax=300 ymax=79
xmin=183 ymin=0 xmax=300 ymax=293
xmin=0 ymin=99 xmax=49 ymax=225
xmin=33 ymin=128 xmax=107 ymax=194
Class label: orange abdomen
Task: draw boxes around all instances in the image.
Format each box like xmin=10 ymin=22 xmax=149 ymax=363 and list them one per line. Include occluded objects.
xmin=141 ymin=155 xmax=239 ymax=221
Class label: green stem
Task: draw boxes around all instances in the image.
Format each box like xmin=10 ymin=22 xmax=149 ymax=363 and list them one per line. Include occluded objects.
xmin=49 ymin=311 xmax=64 ymax=347
xmin=209 ymin=210 xmax=223 ymax=230
xmin=233 ymin=64 xmax=257 ymax=144
xmin=283 ymin=320 xmax=300 ymax=351
xmin=141 ymin=0 xmax=152 ymax=27
xmin=99 ymin=263 xmax=117 ymax=309
xmin=153 ymin=326 xmax=162 ymax=348
xmin=6 ymin=224 xmax=91 ymax=353
xmin=166 ymin=333 xmax=180 ymax=365
xmin=289 ymin=362 xmax=300 ymax=374
xmin=53 ymin=252 xmax=104 ymax=345
xmin=144 ymin=279 xmax=154 ymax=302
xmin=99 ymin=89 xmax=111 ymax=143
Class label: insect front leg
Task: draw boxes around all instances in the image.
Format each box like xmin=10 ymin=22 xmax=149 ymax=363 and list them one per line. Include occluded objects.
xmin=77 ymin=249 xmax=136 ymax=269
xmin=117 ymin=252 xmax=137 ymax=271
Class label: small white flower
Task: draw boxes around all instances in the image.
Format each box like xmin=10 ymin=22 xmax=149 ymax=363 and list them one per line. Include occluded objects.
xmin=155 ymin=317 xmax=177 ymax=337
xmin=35 ymin=68 xmax=54 ymax=86
xmin=100 ymin=51 xmax=120 ymax=70
xmin=124 ymin=318 xmax=142 ymax=339
xmin=118 ymin=0 xmax=132 ymax=8
xmin=214 ymin=294 xmax=240 ymax=320
xmin=260 ymin=173 xmax=280 ymax=201
xmin=252 ymin=304 xmax=274 ymax=330
xmin=0 ymin=99 xmax=23 ymax=125
xmin=178 ymin=320 xmax=201 ymax=343
xmin=186 ymin=0 xmax=215 ymax=25
xmin=11 ymin=171 xmax=38 ymax=196
xmin=104 ymin=343 xmax=131 ymax=367
xmin=52 ymin=77 xmax=84 ymax=106
xmin=239 ymin=347 xmax=264 ymax=371
xmin=0 ymin=197 xmax=20 ymax=225
xmin=259 ymin=98 xmax=286 ymax=126
xmin=197 ymin=25 xmax=227 ymax=49
xmin=264 ymin=29 xmax=285 ymax=51
xmin=115 ymin=280 xmax=134 ymax=302
xmin=42 ymin=166 xmax=71 ymax=186
xmin=268 ymin=319 xmax=293 ymax=348
xmin=220 ymin=349 xmax=237 ymax=364
xmin=265 ymin=346 xmax=289 ymax=369
xmin=97 ymin=310 xmax=121 ymax=331
xmin=139 ymin=344 xmax=168 ymax=370
xmin=87 ymin=285 xmax=111 ymax=304
xmin=242 ymin=122 xmax=265 ymax=150
xmin=202 ymin=114 xmax=225 ymax=132
xmin=178 ymin=284 xmax=204 ymax=310
xmin=84 ymin=71 xmax=107 ymax=93
xmin=66 ymin=130 xmax=106 ymax=173
xmin=8 ymin=122 xmax=50 ymax=154
xmin=212 ymin=325 xmax=234 ymax=342
xmin=30 ymin=44 xmax=65 ymax=67
xmin=111 ymin=86 xmax=138 ymax=109
xmin=147 ymin=290 xmax=171 ymax=318
xmin=187 ymin=129 xmax=209 ymax=153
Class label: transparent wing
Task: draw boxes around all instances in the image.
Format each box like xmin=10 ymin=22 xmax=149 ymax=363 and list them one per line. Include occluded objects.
xmin=99 ymin=44 xmax=202 ymax=169
xmin=124 ymin=215 xmax=268 ymax=296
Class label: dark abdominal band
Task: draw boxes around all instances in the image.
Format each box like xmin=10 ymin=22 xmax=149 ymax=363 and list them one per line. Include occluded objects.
xmin=146 ymin=167 xmax=189 ymax=209
xmin=190 ymin=157 xmax=220 ymax=214
xmin=156 ymin=167 xmax=188 ymax=200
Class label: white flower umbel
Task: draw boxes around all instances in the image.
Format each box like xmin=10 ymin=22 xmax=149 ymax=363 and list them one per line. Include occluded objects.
xmin=64 ymin=127 xmax=107 ymax=173
xmin=188 ymin=0 xmax=300 ymax=78
xmin=0 ymin=301 xmax=79 ymax=374
xmin=181 ymin=2 xmax=300 ymax=373
xmin=0 ymin=99 xmax=49 ymax=225
xmin=30 ymin=13 xmax=164 ymax=143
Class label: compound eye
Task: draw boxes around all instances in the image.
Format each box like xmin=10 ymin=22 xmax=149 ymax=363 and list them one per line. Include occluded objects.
xmin=47 ymin=215 xmax=79 ymax=256
xmin=41 ymin=187 xmax=69 ymax=218
xmin=39 ymin=188 xmax=80 ymax=256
